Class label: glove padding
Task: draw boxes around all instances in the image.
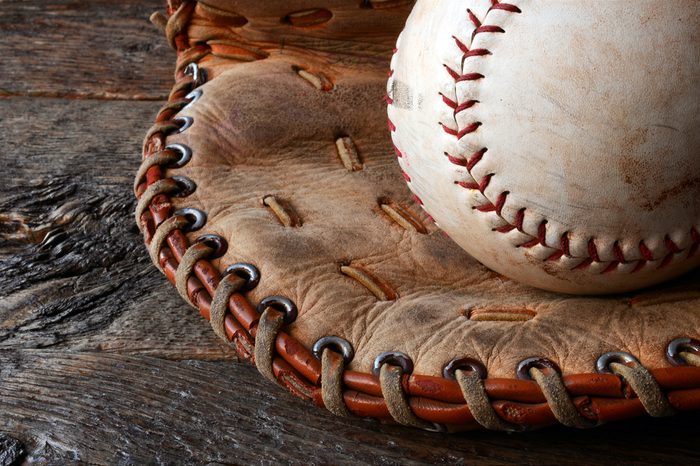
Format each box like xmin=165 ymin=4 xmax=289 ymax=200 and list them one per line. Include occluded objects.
xmin=136 ymin=0 xmax=700 ymax=432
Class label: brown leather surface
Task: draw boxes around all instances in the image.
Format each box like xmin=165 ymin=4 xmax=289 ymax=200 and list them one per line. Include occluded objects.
xmin=135 ymin=0 xmax=700 ymax=430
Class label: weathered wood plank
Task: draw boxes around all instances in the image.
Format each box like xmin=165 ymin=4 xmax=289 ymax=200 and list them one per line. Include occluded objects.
xmin=0 ymin=0 xmax=173 ymax=100
xmin=0 ymin=435 xmax=24 ymax=466
xmin=0 ymin=97 xmax=233 ymax=361
xmin=1 ymin=350 xmax=698 ymax=466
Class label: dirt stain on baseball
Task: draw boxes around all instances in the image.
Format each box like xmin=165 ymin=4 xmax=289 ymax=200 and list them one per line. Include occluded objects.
xmin=389 ymin=79 xmax=416 ymax=110
xmin=617 ymin=127 xmax=698 ymax=212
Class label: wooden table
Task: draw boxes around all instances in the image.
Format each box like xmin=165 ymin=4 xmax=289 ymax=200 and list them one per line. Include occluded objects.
xmin=0 ymin=2 xmax=697 ymax=464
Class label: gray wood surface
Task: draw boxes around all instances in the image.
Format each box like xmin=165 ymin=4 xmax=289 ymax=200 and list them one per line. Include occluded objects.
xmin=0 ymin=1 xmax=698 ymax=464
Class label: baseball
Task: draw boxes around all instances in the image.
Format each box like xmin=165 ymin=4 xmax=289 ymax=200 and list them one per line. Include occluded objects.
xmin=387 ymin=0 xmax=700 ymax=294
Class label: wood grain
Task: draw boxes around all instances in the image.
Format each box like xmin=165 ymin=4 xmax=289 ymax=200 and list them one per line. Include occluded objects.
xmin=0 ymin=1 xmax=698 ymax=465
xmin=0 ymin=0 xmax=173 ymax=100
xmin=0 ymin=97 xmax=235 ymax=362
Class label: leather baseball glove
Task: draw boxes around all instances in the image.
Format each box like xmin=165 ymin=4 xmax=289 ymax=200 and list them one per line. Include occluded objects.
xmin=135 ymin=0 xmax=700 ymax=432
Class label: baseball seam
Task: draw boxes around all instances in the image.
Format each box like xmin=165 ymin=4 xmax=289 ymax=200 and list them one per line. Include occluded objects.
xmin=390 ymin=1 xmax=699 ymax=274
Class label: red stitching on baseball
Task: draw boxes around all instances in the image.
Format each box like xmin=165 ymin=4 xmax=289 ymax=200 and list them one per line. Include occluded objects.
xmin=613 ymin=242 xmax=626 ymax=263
xmin=482 ymin=191 xmax=509 ymax=215
xmin=588 ymin=239 xmax=601 ymax=263
xmin=440 ymin=121 xmax=481 ymax=140
xmin=659 ymin=253 xmax=675 ymax=270
xmin=690 ymin=228 xmax=700 ymax=258
xmin=513 ymin=208 xmax=525 ymax=232
xmin=632 ymin=260 xmax=648 ymax=273
xmin=446 ymin=149 xmax=488 ymax=170
xmin=440 ymin=93 xmax=479 ymax=115
xmin=467 ymin=149 xmax=488 ymax=170
xmin=387 ymin=3 xmax=699 ymax=273
xmin=546 ymin=250 xmax=565 ymax=262
xmin=453 ymin=37 xmax=495 ymax=60
xmin=560 ymin=233 xmax=572 ymax=256
xmin=439 ymin=2 xmax=698 ymax=273
xmin=491 ymin=2 xmax=522 ymax=12
xmin=602 ymin=261 xmax=621 ymax=275
xmin=457 ymin=173 xmax=492 ymax=192
xmin=573 ymin=258 xmax=594 ymax=270
xmin=444 ymin=64 xmax=485 ymax=83
xmin=467 ymin=9 xmax=481 ymax=29
xmin=445 ymin=152 xmax=467 ymax=167
xmin=639 ymin=241 xmax=654 ymax=261
xmin=664 ymin=236 xmax=681 ymax=254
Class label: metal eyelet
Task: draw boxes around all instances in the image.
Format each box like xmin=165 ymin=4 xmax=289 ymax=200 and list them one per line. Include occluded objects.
xmin=165 ymin=143 xmax=192 ymax=168
xmin=312 ymin=336 xmax=355 ymax=365
xmin=173 ymin=116 xmax=193 ymax=134
xmin=516 ymin=357 xmax=560 ymax=380
xmin=371 ymin=351 xmax=443 ymax=433
xmin=193 ymin=234 xmax=228 ymax=259
xmin=174 ymin=208 xmax=207 ymax=232
xmin=443 ymin=357 xmax=487 ymax=380
xmin=224 ymin=263 xmax=261 ymax=291
xmin=184 ymin=62 xmax=207 ymax=88
xmin=372 ymin=351 xmax=413 ymax=377
xmin=666 ymin=338 xmax=700 ymax=366
xmin=596 ymin=352 xmax=640 ymax=374
xmin=170 ymin=176 xmax=196 ymax=197
xmin=184 ymin=88 xmax=203 ymax=110
xmin=257 ymin=295 xmax=298 ymax=325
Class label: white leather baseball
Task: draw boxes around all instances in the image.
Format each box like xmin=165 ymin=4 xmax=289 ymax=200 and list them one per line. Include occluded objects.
xmin=387 ymin=0 xmax=700 ymax=294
